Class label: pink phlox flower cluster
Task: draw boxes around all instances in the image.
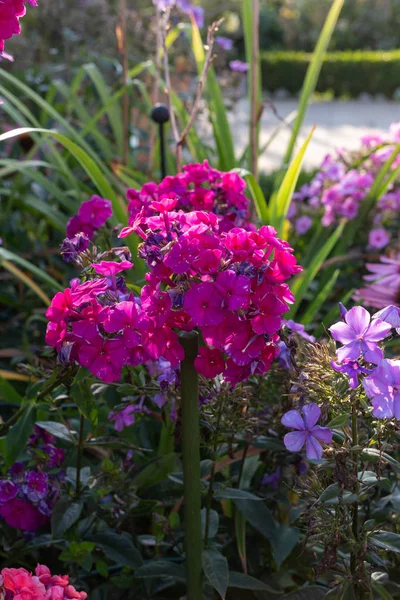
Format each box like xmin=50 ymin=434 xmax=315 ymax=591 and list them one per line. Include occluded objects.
xmin=66 ymin=196 xmax=112 ymax=241
xmin=45 ymin=256 xmax=184 ymax=382
xmin=0 ymin=564 xmax=87 ymax=599
xmin=0 ymin=0 xmax=36 ymax=53
xmin=125 ymin=161 xmax=252 ymax=233
xmin=120 ymin=207 xmax=301 ymax=384
xmin=354 ymin=254 xmax=400 ymax=309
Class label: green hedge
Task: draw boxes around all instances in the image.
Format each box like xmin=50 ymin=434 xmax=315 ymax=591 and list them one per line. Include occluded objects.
xmin=260 ymin=50 xmax=400 ymax=98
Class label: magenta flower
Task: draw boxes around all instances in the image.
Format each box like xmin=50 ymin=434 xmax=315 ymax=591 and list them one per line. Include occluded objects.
xmin=92 ymin=260 xmax=133 ymax=277
xmin=0 ymin=480 xmax=17 ymax=503
xmin=331 ymin=358 xmax=372 ymax=389
xmin=22 ymin=472 xmax=49 ymax=503
xmin=215 ymin=270 xmax=251 ymax=311
xmin=329 ymin=306 xmax=391 ymax=364
xmin=363 ymin=358 xmax=400 ymax=419
xmin=78 ymin=195 xmax=112 ymax=228
xmin=0 ymin=0 xmax=37 ymax=53
xmin=184 ymin=282 xmax=225 ymax=327
xmin=104 ymin=301 xmax=144 ymax=347
xmin=194 ymin=347 xmax=225 ymax=379
xmin=0 ymin=497 xmax=46 ymax=531
xmin=78 ymin=335 xmax=127 ymax=382
xmin=281 ymin=404 xmax=332 ymax=460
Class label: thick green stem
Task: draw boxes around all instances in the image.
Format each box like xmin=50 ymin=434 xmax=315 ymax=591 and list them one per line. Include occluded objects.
xmin=204 ymin=394 xmax=225 ymax=547
xmin=75 ymin=413 xmax=85 ymax=498
xmin=179 ymin=331 xmax=203 ymax=600
xmin=350 ymin=399 xmax=359 ymax=580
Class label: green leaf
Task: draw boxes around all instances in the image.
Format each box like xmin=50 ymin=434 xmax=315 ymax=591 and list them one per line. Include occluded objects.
xmin=88 ymin=530 xmax=143 ymax=568
xmin=327 ymin=414 xmax=349 ymax=429
xmin=282 ymin=586 xmax=328 ymax=600
xmin=51 ymin=498 xmax=83 ymax=537
xmin=0 ymin=377 xmax=23 ymax=406
xmin=272 ymin=525 xmax=301 ymax=568
xmin=361 ymin=448 xmax=400 ymax=470
xmin=370 ymin=531 xmax=400 ymax=553
xmin=214 ymin=486 xmax=263 ymax=501
xmin=270 ymin=127 xmax=314 ymax=237
xmin=372 ymin=583 xmax=395 ymax=600
xmin=319 ymin=483 xmax=357 ymax=504
xmin=0 ymin=248 xmax=63 ymax=292
xmin=300 ymin=268 xmax=340 ymax=325
xmin=135 ymin=561 xmax=186 ymax=581
xmin=234 ymin=169 xmax=269 ymax=224
xmin=228 ymin=571 xmax=280 ymax=593
xmin=202 ymin=548 xmax=229 ymax=600
xmin=191 ymin=22 xmax=235 ymax=170
xmin=35 ymin=421 xmax=75 ymax=444
xmin=288 ymin=220 xmax=345 ymax=320
xmin=283 ymin=0 xmax=345 ymax=164
xmin=134 ymin=453 xmax=180 ymax=489
xmin=234 ymin=499 xmax=278 ymax=544
xmin=201 ymin=508 xmax=219 ymax=540
xmin=359 ymin=471 xmax=382 ymax=486
xmin=6 ymin=403 xmax=35 ymax=466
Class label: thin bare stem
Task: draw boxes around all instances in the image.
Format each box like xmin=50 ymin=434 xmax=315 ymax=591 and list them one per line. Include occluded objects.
xmin=160 ymin=9 xmax=180 ymax=145
xmin=116 ymin=0 xmax=130 ymax=165
xmin=178 ymin=18 xmax=222 ymax=147
xmin=250 ymin=0 xmax=260 ymax=182
xmin=148 ymin=6 xmax=162 ymax=174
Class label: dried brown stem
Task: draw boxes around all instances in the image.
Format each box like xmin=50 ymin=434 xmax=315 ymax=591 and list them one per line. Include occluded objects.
xmin=160 ymin=11 xmax=223 ymax=172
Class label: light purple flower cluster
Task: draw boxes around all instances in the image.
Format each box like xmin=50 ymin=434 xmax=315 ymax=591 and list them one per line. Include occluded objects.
xmin=292 ymin=122 xmax=400 ymax=248
xmin=126 ymin=161 xmax=252 ymax=233
xmin=0 ymin=428 xmax=64 ymax=532
xmin=355 ymin=254 xmax=400 ymax=310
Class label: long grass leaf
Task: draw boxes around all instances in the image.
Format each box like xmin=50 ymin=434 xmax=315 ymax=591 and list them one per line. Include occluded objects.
xmin=283 ymin=0 xmax=344 ymax=164
xmin=300 ymin=268 xmax=340 ymax=325
xmin=1 ymin=259 xmax=51 ymax=305
xmin=270 ymin=127 xmax=314 ymax=237
xmin=234 ymin=168 xmax=269 ymax=224
xmin=288 ymin=221 xmax=345 ymax=320
xmin=191 ymin=21 xmax=235 ymax=170
xmin=0 ymin=248 xmax=63 ymax=291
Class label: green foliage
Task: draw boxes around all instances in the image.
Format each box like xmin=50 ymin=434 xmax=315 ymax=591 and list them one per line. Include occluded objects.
xmin=261 ymin=49 xmax=400 ymax=98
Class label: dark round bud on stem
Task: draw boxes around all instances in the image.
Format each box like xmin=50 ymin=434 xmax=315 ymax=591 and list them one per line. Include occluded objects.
xmin=150 ymin=103 xmax=170 ymax=124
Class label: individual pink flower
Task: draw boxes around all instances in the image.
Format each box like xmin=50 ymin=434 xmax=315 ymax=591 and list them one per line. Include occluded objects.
xmin=194 ymin=347 xmax=225 ymax=378
xmin=215 ymin=270 xmax=251 ymax=310
xmin=78 ymin=195 xmax=112 ymax=228
xmin=108 ymin=405 xmax=136 ymax=432
xmin=92 ymin=260 xmax=133 ymax=277
xmin=0 ymin=497 xmax=47 ymax=530
xmin=329 ymin=305 xmax=391 ymax=364
xmin=294 ymin=215 xmax=313 ymax=235
xmin=77 ymin=335 xmax=127 ymax=382
xmin=184 ymin=282 xmax=225 ymax=327
xmin=368 ymin=228 xmax=390 ymax=249
xmin=281 ymin=403 xmax=332 ymax=460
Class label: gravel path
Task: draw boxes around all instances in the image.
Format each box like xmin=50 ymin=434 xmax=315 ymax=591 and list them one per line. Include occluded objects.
xmin=229 ymin=98 xmax=400 ymax=172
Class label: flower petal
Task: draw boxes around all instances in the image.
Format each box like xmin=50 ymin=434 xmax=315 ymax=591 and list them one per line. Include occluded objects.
xmin=306 ymin=436 xmax=323 ymax=460
xmin=345 ymin=306 xmax=370 ymax=335
xmin=281 ymin=409 xmax=304 ymax=430
xmin=302 ymin=403 xmax=321 ymax=429
xmin=329 ymin=322 xmax=355 ymax=344
xmin=336 ymin=341 xmax=361 ymax=362
xmin=283 ymin=431 xmax=306 ymax=452
xmin=371 ymin=395 xmax=394 ymax=419
xmin=365 ymin=318 xmax=391 ymax=342
xmin=310 ymin=425 xmax=333 ymax=443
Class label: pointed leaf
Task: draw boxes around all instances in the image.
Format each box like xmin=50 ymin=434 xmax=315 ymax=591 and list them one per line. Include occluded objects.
xmin=203 ymin=548 xmax=229 ymax=600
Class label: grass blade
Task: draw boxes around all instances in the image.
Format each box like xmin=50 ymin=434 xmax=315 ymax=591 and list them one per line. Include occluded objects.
xmin=288 ymin=220 xmax=345 ymax=320
xmin=1 ymin=259 xmax=51 ymax=305
xmin=270 ymin=127 xmax=314 ymax=237
xmin=300 ymin=268 xmax=340 ymax=325
xmin=283 ymin=0 xmax=344 ymax=165
xmin=0 ymin=248 xmax=63 ymax=292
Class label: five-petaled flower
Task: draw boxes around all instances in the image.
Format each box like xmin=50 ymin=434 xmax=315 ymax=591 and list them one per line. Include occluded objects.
xmin=281 ymin=403 xmax=333 ymax=460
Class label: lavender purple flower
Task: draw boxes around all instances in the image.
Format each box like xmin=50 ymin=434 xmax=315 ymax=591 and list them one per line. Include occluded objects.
xmin=281 ymin=403 xmax=332 ymax=461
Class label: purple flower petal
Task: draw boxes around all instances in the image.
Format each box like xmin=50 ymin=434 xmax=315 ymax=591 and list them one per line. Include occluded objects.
xmin=371 ymin=395 xmax=394 ymax=418
xmin=306 ymin=436 xmax=323 ymax=460
xmin=374 ymin=305 xmax=400 ymax=328
xmin=302 ymin=403 xmax=321 ymax=429
xmin=284 ymin=431 xmax=306 ymax=452
xmin=345 ymin=306 xmax=370 ymax=335
xmin=363 ymin=342 xmax=384 ymax=365
xmin=310 ymin=425 xmax=333 ymax=443
xmin=336 ymin=341 xmax=362 ymax=362
xmin=365 ymin=318 xmax=391 ymax=342
xmin=329 ymin=322 xmax=355 ymax=344
xmin=281 ymin=409 xmax=304 ymax=430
